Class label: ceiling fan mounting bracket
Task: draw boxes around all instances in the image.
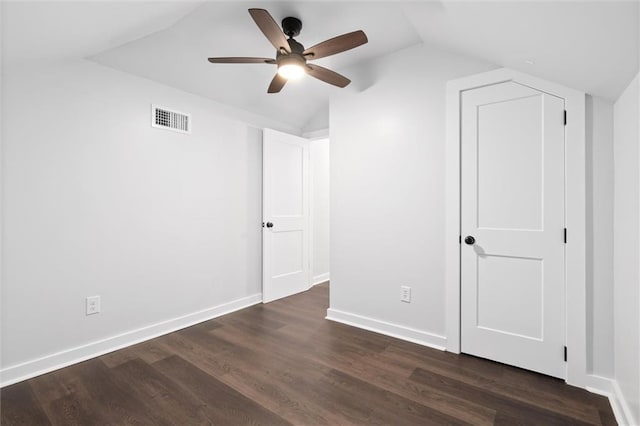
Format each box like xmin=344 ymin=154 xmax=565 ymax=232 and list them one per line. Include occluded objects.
xmin=281 ymin=17 xmax=302 ymax=38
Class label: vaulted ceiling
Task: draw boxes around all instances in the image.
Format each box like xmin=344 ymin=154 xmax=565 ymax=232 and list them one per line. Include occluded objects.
xmin=3 ymin=1 xmax=638 ymax=131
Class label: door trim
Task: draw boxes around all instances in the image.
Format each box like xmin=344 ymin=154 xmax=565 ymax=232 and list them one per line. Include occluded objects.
xmin=445 ymin=68 xmax=587 ymax=387
xmin=308 ymin=136 xmax=330 ymax=290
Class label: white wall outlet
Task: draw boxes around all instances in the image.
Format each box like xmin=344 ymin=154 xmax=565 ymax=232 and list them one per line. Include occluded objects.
xmin=86 ymin=296 xmax=101 ymax=315
xmin=400 ymin=286 xmax=411 ymax=303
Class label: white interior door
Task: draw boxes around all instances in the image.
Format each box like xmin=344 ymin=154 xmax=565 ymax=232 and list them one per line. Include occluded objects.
xmin=262 ymin=129 xmax=310 ymax=303
xmin=461 ymin=81 xmax=566 ymax=378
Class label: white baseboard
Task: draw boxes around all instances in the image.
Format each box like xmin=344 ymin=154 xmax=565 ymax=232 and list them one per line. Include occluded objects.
xmin=586 ymin=374 xmax=613 ymax=395
xmin=0 ymin=293 xmax=262 ymax=388
xmin=586 ymin=375 xmax=637 ymax=426
xmin=312 ymin=273 xmax=330 ymax=286
xmin=609 ymin=380 xmax=638 ymax=426
xmin=326 ymin=308 xmax=447 ymax=351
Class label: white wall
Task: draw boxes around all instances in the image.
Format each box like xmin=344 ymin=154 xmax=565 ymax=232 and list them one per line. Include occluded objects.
xmin=310 ymin=138 xmax=330 ymax=284
xmin=328 ymin=43 xmax=496 ymax=344
xmin=586 ymin=95 xmax=615 ymax=379
xmin=1 ymin=58 xmax=298 ymax=384
xmin=303 ymin=107 xmax=329 ymax=136
xmin=613 ymin=73 xmax=640 ymax=425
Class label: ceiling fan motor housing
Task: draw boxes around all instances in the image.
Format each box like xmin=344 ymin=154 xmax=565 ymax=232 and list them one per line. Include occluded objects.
xmin=286 ymin=38 xmax=304 ymax=54
xmin=277 ymin=38 xmax=306 ymax=68
xmin=282 ymin=17 xmax=302 ymax=38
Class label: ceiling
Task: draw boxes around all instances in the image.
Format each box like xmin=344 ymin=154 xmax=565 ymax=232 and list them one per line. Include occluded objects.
xmin=2 ymin=2 xmax=201 ymax=66
xmin=89 ymin=1 xmax=426 ymax=130
xmin=401 ymin=1 xmax=639 ymax=102
xmin=3 ymin=1 xmax=638 ymax=131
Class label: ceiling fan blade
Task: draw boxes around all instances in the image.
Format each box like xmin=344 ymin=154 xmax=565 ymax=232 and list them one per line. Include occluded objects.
xmin=303 ymin=30 xmax=368 ymax=60
xmin=208 ymin=57 xmax=276 ymax=64
xmin=268 ymin=73 xmax=287 ymax=93
xmin=306 ymin=64 xmax=351 ymax=88
xmin=248 ymin=9 xmax=291 ymax=54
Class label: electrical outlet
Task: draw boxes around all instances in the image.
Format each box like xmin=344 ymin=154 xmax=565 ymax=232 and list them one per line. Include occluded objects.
xmin=400 ymin=286 xmax=411 ymax=303
xmin=86 ymin=296 xmax=101 ymax=315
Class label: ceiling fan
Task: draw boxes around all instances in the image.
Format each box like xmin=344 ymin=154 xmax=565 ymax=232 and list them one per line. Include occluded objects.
xmin=207 ymin=8 xmax=368 ymax=93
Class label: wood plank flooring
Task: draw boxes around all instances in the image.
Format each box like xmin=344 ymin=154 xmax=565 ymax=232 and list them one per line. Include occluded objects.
xmin=1 ymin=283 xmax=616 ymax=425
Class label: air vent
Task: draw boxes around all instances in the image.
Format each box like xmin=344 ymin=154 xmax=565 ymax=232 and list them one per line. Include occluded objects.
xmin=151 ymin=105 xmax=191 ymax=134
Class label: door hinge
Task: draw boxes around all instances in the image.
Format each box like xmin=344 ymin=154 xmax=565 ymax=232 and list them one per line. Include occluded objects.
xmin=564 ymin=346 xmax=567 ymax=362
xmin=564 ymin=228 xmax=567 ymax=244
xmin=459 ymin=235 xmax=461 ymax=244
xmin=564 ymin=110 xmax=567 ymax=126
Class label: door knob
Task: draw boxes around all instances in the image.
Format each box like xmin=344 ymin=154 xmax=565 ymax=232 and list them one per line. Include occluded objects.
xmin=266 ymin=222 xmax=274 ymax=228
xmin=464 ymin=236 xmax=475 ymax=245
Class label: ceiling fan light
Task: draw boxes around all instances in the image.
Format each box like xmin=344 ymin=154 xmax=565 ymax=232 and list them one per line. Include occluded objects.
xmin=278 ymin=63 xmax=306 ymax=80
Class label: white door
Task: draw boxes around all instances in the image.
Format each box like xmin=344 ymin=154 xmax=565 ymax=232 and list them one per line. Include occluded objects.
xmin=460 ymin=81 xmax=566 ymax=378
xmin=262 ymin=129 xmax=310 ymax=303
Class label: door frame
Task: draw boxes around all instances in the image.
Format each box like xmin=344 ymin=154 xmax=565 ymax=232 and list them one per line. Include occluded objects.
xmin=445 ymin=68 xmax=587 ymax=387
xmin=306 ymin=128 xmax=330 ymax=289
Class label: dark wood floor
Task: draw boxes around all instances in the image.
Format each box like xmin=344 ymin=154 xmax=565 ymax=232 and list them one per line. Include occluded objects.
xmin=1 ymin=283 xmax=615 ymax=425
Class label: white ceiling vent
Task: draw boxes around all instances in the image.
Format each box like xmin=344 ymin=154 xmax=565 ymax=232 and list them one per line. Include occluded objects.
xmin=151 ymin=105 xmax=191 ymax=134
